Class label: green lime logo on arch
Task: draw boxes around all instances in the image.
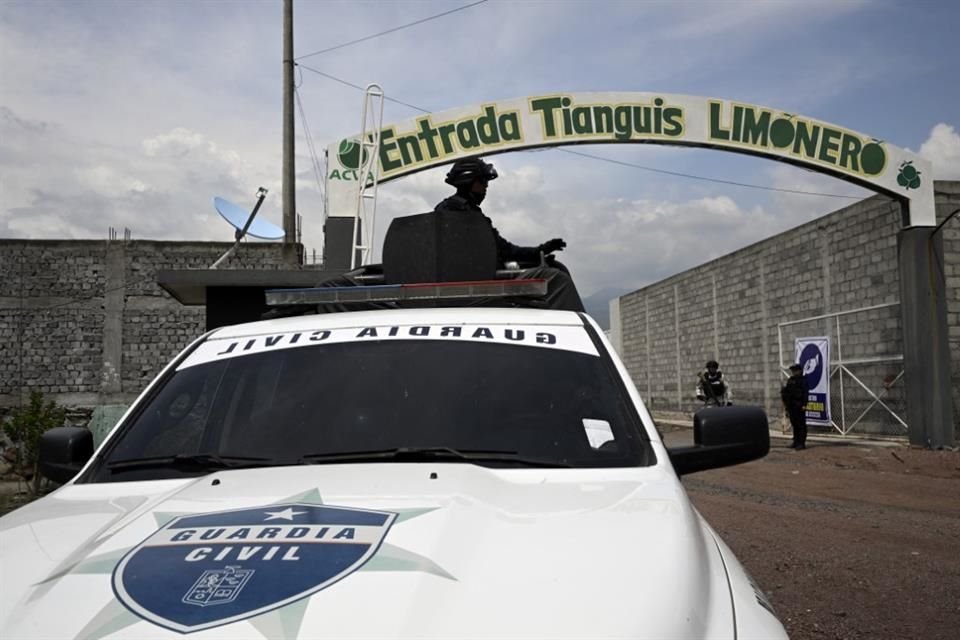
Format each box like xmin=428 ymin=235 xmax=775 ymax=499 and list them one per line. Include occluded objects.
xmin=337 ymin=138 xmax=370 ymax=170
xmin=897 ymin=161 xmax=922 ymax=190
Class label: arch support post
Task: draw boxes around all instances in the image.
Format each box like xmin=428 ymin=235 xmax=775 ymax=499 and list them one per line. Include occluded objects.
xmin=898 ymin=226 xmax=954 ymax=447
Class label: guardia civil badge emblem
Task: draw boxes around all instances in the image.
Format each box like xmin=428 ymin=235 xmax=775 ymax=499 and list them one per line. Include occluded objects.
xmin=112 ymin=504 xmax=396 ymax=632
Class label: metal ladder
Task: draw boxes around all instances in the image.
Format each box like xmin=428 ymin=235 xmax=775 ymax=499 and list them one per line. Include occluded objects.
xmin=351 ymin=84 xmax=385 ymax=270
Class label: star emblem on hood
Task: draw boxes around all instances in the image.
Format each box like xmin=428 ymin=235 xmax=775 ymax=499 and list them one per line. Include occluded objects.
xmin=29 ymin=487 xmax=451 ymax=640
xmin=262 ymin=507 xmax=307 ymax=521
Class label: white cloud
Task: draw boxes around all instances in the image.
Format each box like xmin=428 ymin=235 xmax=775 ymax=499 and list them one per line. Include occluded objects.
xmin=560 ymin=194 xmax=782 ymax=294
xmin=0 ymin=107 xmax=280 ymax=241
xmin=143 ymin=129 xmax=214 ymax=158
xmin=917 ymin=123 xmax=960 ymax=179
xmin=73 ymin=165 xmax=152 ymax=199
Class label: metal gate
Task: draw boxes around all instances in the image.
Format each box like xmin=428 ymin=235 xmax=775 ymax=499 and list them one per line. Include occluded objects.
xmin=777 ymin=302 xmax=907 ymax=437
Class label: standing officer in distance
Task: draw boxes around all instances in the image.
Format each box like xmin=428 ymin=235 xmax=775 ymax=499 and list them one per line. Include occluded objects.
xmin=781 ymin=363 xmax=810 ymax=450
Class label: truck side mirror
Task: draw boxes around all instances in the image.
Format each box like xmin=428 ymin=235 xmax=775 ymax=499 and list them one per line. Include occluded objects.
xmin=38 ymin=427 xmax=93 ymax=484
xmin=667 ymin=406 xmax=770 ymax=476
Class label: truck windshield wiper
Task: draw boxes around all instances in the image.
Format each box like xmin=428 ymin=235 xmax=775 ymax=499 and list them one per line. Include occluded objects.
xmin=298 ymin=446 xmax=571 ymax=468
xmin=107 ymin=453 xmax=277 ymax=472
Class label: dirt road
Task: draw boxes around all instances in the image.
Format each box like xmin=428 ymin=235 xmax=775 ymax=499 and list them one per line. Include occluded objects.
xmin=663 ymin=428 xmax=960 ymax=640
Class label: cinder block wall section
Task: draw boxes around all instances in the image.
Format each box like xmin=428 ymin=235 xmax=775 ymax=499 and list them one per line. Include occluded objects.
xmin=616 ymin=180 xmax=959 ymax=438
xmin=941 ymin=182 xmax=960 ymax=436
xmin=0 ymin=240 xmax=288 ymax=410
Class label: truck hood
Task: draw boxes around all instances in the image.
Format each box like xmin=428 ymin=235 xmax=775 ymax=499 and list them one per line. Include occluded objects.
xmin=0 ymin=464 xmax=733 ymax=639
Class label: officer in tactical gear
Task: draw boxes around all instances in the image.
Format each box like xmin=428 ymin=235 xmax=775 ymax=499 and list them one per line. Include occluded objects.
xmin=434 ymin=157 xmax=584 ymax=311
xmin=264 ymin=156 xmax=584 ymax=318
xmin=781 ymin=363 xmax=809 ymax=450
xmin=696 ymin=360 xmax=732 ymax=407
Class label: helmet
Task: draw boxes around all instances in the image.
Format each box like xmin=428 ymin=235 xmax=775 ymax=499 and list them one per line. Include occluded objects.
xmin=445 ymin=158 xmax=498 ymax=187
xmin=705 ymin=360 xmax=719 ymax=369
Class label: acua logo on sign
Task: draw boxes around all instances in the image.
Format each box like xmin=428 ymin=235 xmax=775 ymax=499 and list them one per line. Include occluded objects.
xmin=337 ymin=138 xmax=368 ymax=169
xmin=331 ymin=138 xmax=375 ymax=183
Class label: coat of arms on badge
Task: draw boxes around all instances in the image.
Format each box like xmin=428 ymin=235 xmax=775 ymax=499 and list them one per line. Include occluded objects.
xmin=182 ymin=566 xmax=255 ymax=607
xmin=112 ymin=504 xmax=396 ymax=633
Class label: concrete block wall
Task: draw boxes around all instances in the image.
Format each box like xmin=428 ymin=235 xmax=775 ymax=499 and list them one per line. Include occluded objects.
xmin=939 ymin=182 xmax=960 ymax=435
xmin=0 ymin=240 xmax=289 ymax=410
xmin=617 ymin=181 xmax=958 ymax=438
xmin=646 ymin=287 xmax=679 ymax=409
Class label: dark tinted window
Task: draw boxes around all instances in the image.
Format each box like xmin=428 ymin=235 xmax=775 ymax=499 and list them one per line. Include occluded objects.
xmin=91 ymin=340 xmax=651 ymax=481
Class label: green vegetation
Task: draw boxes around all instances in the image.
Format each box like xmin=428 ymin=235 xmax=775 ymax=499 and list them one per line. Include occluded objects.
xmin=3 ymin=391 xmax=66 ymax=496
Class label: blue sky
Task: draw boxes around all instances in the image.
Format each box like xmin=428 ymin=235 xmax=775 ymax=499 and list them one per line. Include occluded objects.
xmin=2 ymin=0 xmax=958 ymax=298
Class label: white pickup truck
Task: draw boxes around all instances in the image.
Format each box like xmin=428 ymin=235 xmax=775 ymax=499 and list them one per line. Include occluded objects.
xmin=0 ymin=307 xmax=787 ymax=639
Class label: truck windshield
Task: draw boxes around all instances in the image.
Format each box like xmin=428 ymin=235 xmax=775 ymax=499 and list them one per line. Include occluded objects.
xmin=89 ymin=338 xmax=652 ymax=481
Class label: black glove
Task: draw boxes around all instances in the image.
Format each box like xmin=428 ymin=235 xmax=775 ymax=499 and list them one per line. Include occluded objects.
xmin=538 ymin=238 xmax=567 ymax=254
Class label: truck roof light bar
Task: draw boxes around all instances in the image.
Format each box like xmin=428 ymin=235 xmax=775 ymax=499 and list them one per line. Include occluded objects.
xmin=266 ymin=279 xmax=547 ymax=306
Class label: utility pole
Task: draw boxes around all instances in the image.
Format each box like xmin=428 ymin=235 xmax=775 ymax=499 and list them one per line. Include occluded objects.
xmin=282 ymin=0 xmax=298 ymax=264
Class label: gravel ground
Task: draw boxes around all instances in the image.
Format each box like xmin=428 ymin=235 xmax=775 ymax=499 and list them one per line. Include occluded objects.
xmin=663 ymin=427 xmax=960 ymax=640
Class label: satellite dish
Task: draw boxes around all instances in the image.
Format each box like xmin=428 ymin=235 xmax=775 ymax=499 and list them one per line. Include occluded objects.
xmin=214 ymin=196 xmax=284 ymax=240
xmin=209 ymin=189 xmax=286 ymax=269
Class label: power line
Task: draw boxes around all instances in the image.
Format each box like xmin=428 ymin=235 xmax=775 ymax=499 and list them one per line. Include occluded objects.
xmin=294 ymin=86 xmax=326 ymax=200
xmin=296 ymin=0 xmax=490 ymax=61
xmin=297 ymin=67 xmax=866 ymax=200
xmin=293 ymin=64 xmax=327 ymax=202
xmin=297 ymin=63 xmax=429 ymax=113
xmin=294 ymin=86 xmax=328 ymax=248
xmin=558 ymin=149 xmax=863 ymax=199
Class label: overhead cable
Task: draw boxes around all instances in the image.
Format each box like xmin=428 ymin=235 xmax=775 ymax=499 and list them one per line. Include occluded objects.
xmin=559 ymin=149 xmax=863 ymax=199
xmin=294 ymin=86 xmax=327 ymax=204
xmin=297 ymin=64 xmax=428 ymax=113
xmin=296 ymin=0 xmax=490 ymax=61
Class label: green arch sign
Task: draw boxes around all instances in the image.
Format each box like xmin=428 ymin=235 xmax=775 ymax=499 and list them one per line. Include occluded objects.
xmin=325 ymin=92 xmax=935 ymax=227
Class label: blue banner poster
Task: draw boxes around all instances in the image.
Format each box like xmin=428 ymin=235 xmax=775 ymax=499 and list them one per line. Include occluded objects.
xmin=794 ymin=337 xmax=831 ymax=426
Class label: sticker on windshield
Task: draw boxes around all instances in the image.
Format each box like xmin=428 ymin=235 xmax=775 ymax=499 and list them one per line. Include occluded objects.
xmin=179 ymin=324 xmax=599 ymax=369
xmin=112 ymin=503 xmax=396 ymax=633
xmin=582 ymin=418 xmax=615 ymax=449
